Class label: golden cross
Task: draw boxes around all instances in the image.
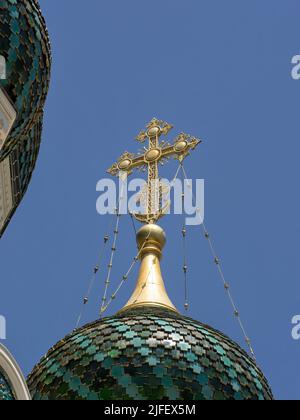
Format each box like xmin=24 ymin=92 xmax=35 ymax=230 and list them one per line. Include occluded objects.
xmin=107 ymin=118 xmax=201 ymax=224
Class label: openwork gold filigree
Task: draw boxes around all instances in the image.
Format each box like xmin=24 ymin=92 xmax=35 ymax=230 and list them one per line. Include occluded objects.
xmin=107 ymin=118 xmax=201 ymax=223
xmin=173 ymin=133 xmax=201 ymax=162
xmin=136 ymin=118 xmax=173 ymax=143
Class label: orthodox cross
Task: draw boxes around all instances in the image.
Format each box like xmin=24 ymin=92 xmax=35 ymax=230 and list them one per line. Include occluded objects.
xmin=107 ymin=118 xmax=201 ymax=224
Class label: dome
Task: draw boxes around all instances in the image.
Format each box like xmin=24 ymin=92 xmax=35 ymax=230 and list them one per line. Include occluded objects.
xmin=0 ymin=0 xmax=51 ymax=157
xmin=0 ymin=0 xmax=51 ymax=236
xmin=0 ymin=369 xmax=15 ymax=400
xmin=0 ymin=344 xmax=31 ymax=400
xmin=28 ymin=307 xmax=273 ymax=400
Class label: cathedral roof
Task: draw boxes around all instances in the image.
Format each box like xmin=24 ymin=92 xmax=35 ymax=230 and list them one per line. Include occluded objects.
xmin=28 ymin=307 xmax=273 ymax=400
xmin=0 ymin=0 xmax=51 ymax=157
xmin=0 ymin=344 xmax=31 ymax=400
xmin=0 ymin=0 xmax=51 ymax=235
xmin=27 ymin=120 xmax=273 ymax=400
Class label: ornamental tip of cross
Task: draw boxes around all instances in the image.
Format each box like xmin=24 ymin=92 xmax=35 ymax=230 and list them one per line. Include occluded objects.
xmin=107 ymin=118 xmax=202 ymax=179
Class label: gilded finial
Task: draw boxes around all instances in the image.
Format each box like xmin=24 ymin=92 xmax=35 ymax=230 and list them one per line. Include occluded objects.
xmin=108 ymin=118 xmax=201 ymax=314
xmin=119 ymin=224 xmax=178 ymax=313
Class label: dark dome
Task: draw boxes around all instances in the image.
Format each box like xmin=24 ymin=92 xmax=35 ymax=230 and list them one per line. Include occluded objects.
xmin=28 ymin=307 xmax=273 ymax=400
xmin=0 ymin=0 xmax=51 ymax=236
xmin=0 ymin=369 xmax=15 ymax=400
xmin=0 ymin=0 xmax=51 ymax=158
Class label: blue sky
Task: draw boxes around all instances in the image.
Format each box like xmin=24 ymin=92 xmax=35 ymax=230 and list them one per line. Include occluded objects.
xmin=0 ymin=0 xmax=300 ymax=400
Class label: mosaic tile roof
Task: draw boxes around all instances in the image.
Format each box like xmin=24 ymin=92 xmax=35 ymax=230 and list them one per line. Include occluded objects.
xmin=0 ymin=0 xmax=51 ymax=235
xmin=0 ymin=369 xmax=15 ymax=400
xmin=0 ymin=0 xmax=51 ymax=158
xmin=28 ymin=307 xmax=273 ymax=400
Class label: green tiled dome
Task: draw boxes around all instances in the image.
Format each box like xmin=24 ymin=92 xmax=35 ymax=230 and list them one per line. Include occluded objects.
xmin=0 ymin=369 xmax=15 ymax=400
xmin=28 ymin=307 xmax=273 ymax=400
xmin=0 ymin=0 xmax=51 ymax=158
xmin=0 ymin=0 xmax=51 ymax=236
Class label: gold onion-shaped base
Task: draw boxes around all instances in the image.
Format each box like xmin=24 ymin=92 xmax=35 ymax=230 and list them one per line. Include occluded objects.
xmin=119 ymin=224 xmax=178 ymax=314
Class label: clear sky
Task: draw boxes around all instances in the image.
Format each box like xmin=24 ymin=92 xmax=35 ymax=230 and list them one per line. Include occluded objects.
xmin=0 ymin=0 xmax=299 ymax=400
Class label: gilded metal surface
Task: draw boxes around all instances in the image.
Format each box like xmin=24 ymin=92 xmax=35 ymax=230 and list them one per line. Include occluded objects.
xmin=120 ymin=224 xmax=177 ymax=313
xmin=107 ymin=118 xmax=201 ymax=224
xmin=136 ymin=118 xmax=173 ymax=143
xmin=28 ymin=307 xmax=273 ymax=401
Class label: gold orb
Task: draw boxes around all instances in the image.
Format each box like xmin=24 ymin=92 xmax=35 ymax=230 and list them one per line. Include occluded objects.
xmin=136 ymin=224 xmax=166 ymax=251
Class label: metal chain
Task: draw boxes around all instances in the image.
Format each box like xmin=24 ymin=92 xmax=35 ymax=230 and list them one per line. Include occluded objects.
xmin=180 ymin=163 xmax=256 ymax=360
xmin=100 ymin=231 xmax=151 ymax=316
xmin=181 ymin=169 xmax=189 ymax=311
xmin=75 ymin=233 xmax=110 ymax=329
xmin=76 ymin=173 xmax=129 ymax=328
xmin=99 ymin=173 xmax=129 ymax=314
xmin=129 ymin=212 xmax=137 ymax=236
xmin=100 ymin=209 xmax=121 ymax=314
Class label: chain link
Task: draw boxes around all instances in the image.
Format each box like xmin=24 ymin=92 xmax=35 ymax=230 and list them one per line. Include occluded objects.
xmin=181 ymin=163 xmax=256 ymax=360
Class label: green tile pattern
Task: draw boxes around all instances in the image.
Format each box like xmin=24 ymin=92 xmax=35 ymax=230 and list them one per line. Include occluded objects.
xmin=0 ymin=0 xmax=51 ymax=157
xmin=0 ymin=369 xmax=15 ymax=400
xmin=28 ymin=307 xmax=273 ymax=400
xmin=0 ymin=0 xmax=51 ymax=235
